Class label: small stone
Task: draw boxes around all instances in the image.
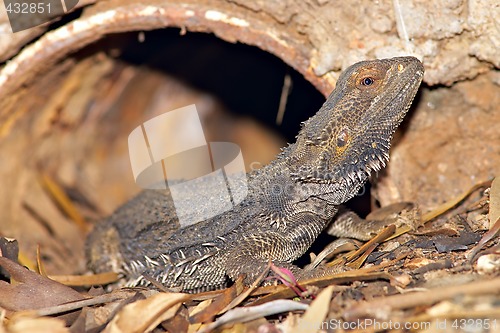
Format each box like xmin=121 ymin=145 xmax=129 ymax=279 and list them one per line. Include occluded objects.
xmin=476 ymin=254 xmax=500 ymax=275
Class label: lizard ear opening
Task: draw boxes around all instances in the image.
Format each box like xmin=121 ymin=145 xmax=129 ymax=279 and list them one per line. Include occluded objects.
xmin=336 ymin=129 xmax=349 ymax=147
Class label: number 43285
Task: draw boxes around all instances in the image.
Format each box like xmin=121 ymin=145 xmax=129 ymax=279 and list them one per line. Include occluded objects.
xmin=5 ymin=2 xmax=51 ymax=14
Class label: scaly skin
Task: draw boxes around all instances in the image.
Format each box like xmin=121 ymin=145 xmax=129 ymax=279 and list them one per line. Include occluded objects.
xmin=86 ymin=57 xmax=424 ymax=292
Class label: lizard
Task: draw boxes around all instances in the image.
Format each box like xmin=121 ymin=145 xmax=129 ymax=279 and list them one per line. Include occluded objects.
xmin=86 ymin=56 xmax=424 ymax=292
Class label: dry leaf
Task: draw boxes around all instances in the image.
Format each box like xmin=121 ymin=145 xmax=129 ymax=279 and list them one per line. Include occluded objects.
xmin=421 ymin=180 xmax=492 ymax=223
xmin=5 ymin=316 xmax=69 ymax=333
xmin=48 ymin=271 xmax=119 ymax=286
xmin=0 ymin=238 xmax=18 ymax=262
xmin=199 ymin=299 xmax=308 ymax=333
xmin=38 ymin=173 xmax=88 ymax=232
xmin=188 ymin=299 xmax=212 ymax=333
xmin=489 ymin=177 xmax=500 ymax=229
xmin=0 ymin=257 xmax=84 ymax=311
xmin=190 ymin=276 xmax=242 ymax=324
xmin=467 ymin=178 xmax=500 ymax=260
xmin=103 ymin=292 xmax=189 ymax=333
xmin=161 ymin=305 xmax=189 ymax=333
xmin=294 ymin=285 xmax=334 ymax=332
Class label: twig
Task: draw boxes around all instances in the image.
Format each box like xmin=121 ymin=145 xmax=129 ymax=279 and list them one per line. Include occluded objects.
xmin=199 ymin=300 xmax=308 ymax=333
xmin=344 ymin=276 xmax=500 ymax=320
xmin=468 ymin=217 xmax=500 ymax=261
xmin=276 ymin=73 xmax=292 ymax=126
xmin=16 ymin=291 xmax=141 ymax=317
xmin=421 ymin=179 xmax=492 ymax=223
xmin=392 ymin=0 xmax=413 ymax=54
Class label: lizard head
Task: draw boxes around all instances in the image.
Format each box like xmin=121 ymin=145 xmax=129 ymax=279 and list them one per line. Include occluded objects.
xmin=287 ymin=56 xmax=424 ymax=187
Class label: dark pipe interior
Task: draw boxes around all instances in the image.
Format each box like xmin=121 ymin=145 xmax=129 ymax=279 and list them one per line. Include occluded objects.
xmin=115 ymin=28 xmax=325 ymax=142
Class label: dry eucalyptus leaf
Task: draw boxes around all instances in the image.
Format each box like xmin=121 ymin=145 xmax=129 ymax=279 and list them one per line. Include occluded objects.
xmin=489 ymin=177 xmax=500 ymax=229
xmin=4 ymin=316 xmax=69 ymax=333
xmin=0 ymin=238 xmax=19 ymax=280
xmin=187 ymin=299 xmax=212 ymax=333
xmin=0 ymin=257 xmax=84 ymax=311
xmin=190 ymin=280 xmax=240 ymax=324
xmin=0 ymin=238 xmax=19 ymax=262
xmin=199 ymin=299 xmax=309 ymax=333
xmin=294 ymin=285 xmax=334 ymax=331
xmin=103 ymin=292 xmax=189 ymax=333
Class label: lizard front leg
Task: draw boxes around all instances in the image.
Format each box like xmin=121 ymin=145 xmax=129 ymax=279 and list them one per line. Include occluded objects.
xmin=223 ymin=231 xmax=301 ymax=284
xmin=222 ymin=229 xmax=348 ymax=285
xmin=223 ymin=213 xmax=330 ymax=284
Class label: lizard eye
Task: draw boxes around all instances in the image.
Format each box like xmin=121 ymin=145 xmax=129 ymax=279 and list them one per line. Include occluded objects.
xmin=361 ymin=77 xmax=374 ymax=86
